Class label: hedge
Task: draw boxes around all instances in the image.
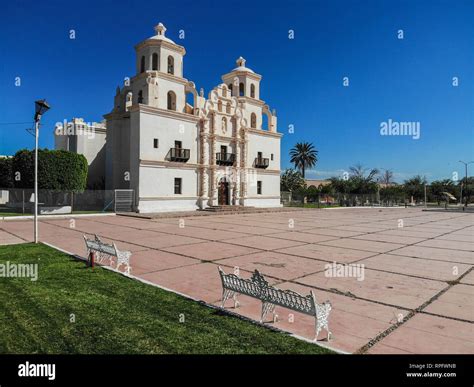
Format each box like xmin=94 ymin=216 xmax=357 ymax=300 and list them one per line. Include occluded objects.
xmin=11 ymin=149 xmax=88 ymax=192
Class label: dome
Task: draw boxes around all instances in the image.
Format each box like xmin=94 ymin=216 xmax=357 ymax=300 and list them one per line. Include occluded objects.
xmin=147 ymin=23 xmax=176 ymax=44
xmin=231 ymin=57 xmax=254 ymax=73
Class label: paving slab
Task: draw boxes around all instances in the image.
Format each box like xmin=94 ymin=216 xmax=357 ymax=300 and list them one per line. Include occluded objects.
xmin=276 ymin=244 xmax=375 ymax=263
xmin=460 ymin=270 xmax=474 ymax=285
xmin=353 ymin=232 xmax=426 ymax=245
xmin=129 ymin=249 xmax=199 ymax=275
xmin=392 ymin=245 xmax=474 ymax=264
xmin=266 ymin=231 xmax=339 ymax=244
xmin=320 ymin=238 xmax=405 ymax=253
xmin=215 ymin=251 xmax=328 ymax=281
xmin=357 ymin=254 xmax=470 ymax=282
xmin=414 ymin=239 xmax=474 ymax=251
xmin=368 ymin=314 xmax=474 ymax=354
xmin=297 ymin=269 xmax=447 ymax=309
xmin=423 ymin=284 xmax=474 ymax=321
xmin=162 ymin=241 xmax=260 ymax=261
xmin=222 ymin=235 xmax=306 ymax=250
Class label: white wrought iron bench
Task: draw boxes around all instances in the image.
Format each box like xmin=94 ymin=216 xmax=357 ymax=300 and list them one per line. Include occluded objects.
xmin=218 ymin=267 xmax=332 ymax=341
xmin=83 ymin=234 xmax=132 ymax=274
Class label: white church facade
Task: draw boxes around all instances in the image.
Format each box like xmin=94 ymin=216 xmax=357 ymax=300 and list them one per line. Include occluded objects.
xmin=55 ymin=23 xmax=281 ymax=213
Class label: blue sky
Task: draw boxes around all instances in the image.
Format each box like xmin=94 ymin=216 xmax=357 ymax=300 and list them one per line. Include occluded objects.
xmin=0 ymin=0 xmax=473 ymax=182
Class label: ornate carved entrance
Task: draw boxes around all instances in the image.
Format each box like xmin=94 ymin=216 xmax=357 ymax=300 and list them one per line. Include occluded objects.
xmin=218 ymin=179 xmax=230 ymax=205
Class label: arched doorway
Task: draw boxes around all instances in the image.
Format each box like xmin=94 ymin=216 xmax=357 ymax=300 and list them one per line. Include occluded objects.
xmin=218 ymin=178 xmax=230 ymax=205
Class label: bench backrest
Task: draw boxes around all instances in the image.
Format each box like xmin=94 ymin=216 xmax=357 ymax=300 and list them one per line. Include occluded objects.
xmin=218 ymin=267 xmax=317 ymax=316
xmin=264 ymin=287 xmax=315 ymax=316
xmin=219 ymin=268 xmax=262 ymax=298
xmin=84 ymin=235 xmax=117 ymax=257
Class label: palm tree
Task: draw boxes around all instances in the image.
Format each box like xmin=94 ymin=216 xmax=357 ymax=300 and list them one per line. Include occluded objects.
xmin=349 ymin=163 xmax=379 ymax=181
xmin=289 ymin=142 xmax=318 ymax=178
xmin=379 ymin=169 xmax=394 ymax=185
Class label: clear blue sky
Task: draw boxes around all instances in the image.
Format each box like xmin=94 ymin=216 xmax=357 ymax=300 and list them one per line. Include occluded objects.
xmin=1 ymin=0 xmax=473 ymax=182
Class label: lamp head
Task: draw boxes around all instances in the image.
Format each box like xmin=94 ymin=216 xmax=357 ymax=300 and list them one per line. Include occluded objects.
xmin=34 ymin=99 xmax=50 ymax=121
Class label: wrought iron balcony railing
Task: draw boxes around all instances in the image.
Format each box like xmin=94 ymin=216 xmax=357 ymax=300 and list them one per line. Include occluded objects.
xmin=254 ymin=157 xmax=269 ymax=169
xmin=169 ymin=148 xmax=190 ymax=162
xmin=216 ymin=153 xmax=235 ymax=166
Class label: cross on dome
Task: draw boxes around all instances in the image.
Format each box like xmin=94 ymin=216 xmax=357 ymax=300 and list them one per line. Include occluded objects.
xmin=236 ymin=57 xmax=246 ymax=67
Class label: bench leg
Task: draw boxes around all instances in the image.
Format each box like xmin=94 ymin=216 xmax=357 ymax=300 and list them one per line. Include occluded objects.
xmin=232 ymin=293 xmax=240 ymax=308
xmin=314 ymin=317 xmax=331 ymax=341
xmin=221 ymin=289 xmax=232 ymax=308
xmin=260 ymin=302 xmax=276 ymax=323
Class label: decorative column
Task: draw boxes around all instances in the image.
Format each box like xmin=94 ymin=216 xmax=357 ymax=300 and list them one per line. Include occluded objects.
xmin=233 ymin=118 xmax=241 ymax=205
xmin=199 ymin=118 xmax=210 ymax=208
xmin=209 ymin=112 xmax=218 ymax=206
xmin=240 ymin=127 xmax=248 ymax=206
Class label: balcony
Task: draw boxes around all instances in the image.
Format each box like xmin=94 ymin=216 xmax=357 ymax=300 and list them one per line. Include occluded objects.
xmin=169 ymin=148 xmax=190 ymax=162
xmin=254 ymin=157 xmax=269 ymax=169
xmin=216 ymin=153 xmax=235 ymax=166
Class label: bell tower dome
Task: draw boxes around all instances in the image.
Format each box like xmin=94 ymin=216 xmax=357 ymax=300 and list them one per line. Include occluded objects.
xmin=134 ymin=22 xmax=186 ymax=78
xmin=221 ymin=57 xmax=262 ymax=99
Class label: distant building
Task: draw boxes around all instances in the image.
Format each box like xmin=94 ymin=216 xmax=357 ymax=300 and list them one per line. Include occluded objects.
xmin=54 ymin=118 xmax=106 ymax=188
xmin=305 ymin=179 xmax=331 ymax=188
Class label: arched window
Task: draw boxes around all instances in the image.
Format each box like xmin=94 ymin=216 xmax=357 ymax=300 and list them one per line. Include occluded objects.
xmin=152 ymin=53 xmax=158 ymax=70
xmin=138 ymin=90 xmax=143 ymax=104
xmin=218 ymin=100 xmax=222 ymax=112
xmin=239 ymin=82 xmax=244 ymax=96
xmin=250 ymin=84 xmax=255 ymax=98
xmin=167 ymin=56 xmax=174 ymax=75
xmin=222 ymin=117 xmax=227 ymax=132
xmin=226 ymin=102 xmax=231 ymax=114
xmin=140 ymin=56 xmax=145 ymax=73
xmin=185 ymin=92 xmax=195 ymax=114
xmin=262 ymin=112 xmax=269 ymax=130
xmin=167 ymin=91 xmax=176 ymax=111
xmin=228 ymin=84 xmax=233 ymax=96
xmin=250 ymin=113 xmax=257 ymax=129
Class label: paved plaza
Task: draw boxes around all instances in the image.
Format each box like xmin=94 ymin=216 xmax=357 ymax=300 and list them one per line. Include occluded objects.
xmin=1 ymin=208 xmax=473 ymax=354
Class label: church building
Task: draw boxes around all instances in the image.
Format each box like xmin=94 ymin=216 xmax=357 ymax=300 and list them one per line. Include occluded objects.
xmin=55 ymin=23 xmax=281 ymax=213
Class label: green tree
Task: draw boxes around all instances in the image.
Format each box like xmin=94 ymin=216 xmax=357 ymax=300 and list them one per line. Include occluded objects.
xmin=403 ymin=175 xmax=427 ymax=202
xmin=459 ymin=176 xmax=474 ymax=205
xmin=378 ymin=169 xmax=394 ymax=185
xmin=289 ymin=142 xmax=318 ymax=178
xmin=328 ymin=176 xmax=352 ymax=194
xmin=12 ymin=149 xmax=88 ymax=192
xmin=0 ymin=157 xmax=13 ymax=188
xmin=306 ymin=185 xmax=319 ymax=202
xmin=281 ymin=169 xmax=305 ymax=202
xmin=379 ymin=184 xmax=405 ymax=203
xmin=430 ymin=179 xmax=456 ymax=204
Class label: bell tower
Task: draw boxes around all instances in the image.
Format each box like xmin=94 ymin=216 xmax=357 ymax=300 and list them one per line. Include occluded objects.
xmin=132 ymin=23 xmax=188 ymax=111
xmin=221 ymin=57 xmax=261 ymax=99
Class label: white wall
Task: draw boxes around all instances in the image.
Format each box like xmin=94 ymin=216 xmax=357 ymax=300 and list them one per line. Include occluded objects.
xmin=246 ymin=132 xmax=280 ymax=170
xmin=138 ymin=112 xmax=199 ymax=164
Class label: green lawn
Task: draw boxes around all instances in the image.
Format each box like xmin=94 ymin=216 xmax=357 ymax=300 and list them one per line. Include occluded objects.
xmin=0 ymin=243 xmax=333 ymax=354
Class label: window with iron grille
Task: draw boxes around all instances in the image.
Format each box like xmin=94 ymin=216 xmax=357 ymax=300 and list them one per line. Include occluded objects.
xmin=174 ymin=178 xmax=182 ymax=194
xmin=257 ymin=181 xmax=262 ymax=195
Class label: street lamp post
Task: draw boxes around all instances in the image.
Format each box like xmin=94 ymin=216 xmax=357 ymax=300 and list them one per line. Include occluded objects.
xmin=459 ymin=160 xmax=473 ymax=209
xmin=33 ymin=99 xmax=50 ymax=243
